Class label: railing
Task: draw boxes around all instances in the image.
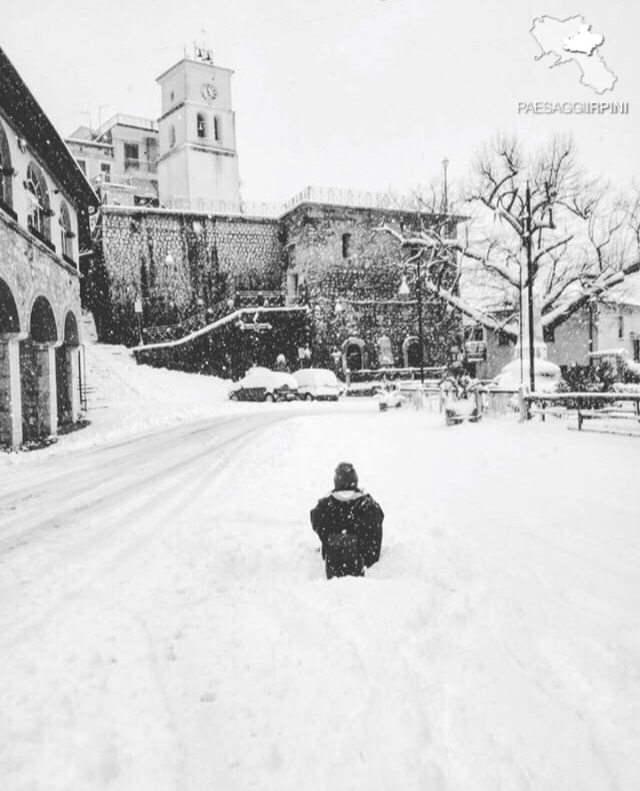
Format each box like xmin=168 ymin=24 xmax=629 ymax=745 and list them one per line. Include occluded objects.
xmin=159 ymin=185 xmax=436 ymax=219
xmin=95 ymin=114 xmax=159 ymax=138
xmin=345 ymin=366 xmax=447 ymax=385
xmin=526 ymin=391 xmax=640 ymax=432
xmin=232 ymin=290 xmax=285 ymax=308
xmin=142 ymin=302 xmax=229 ymax=344
xmin=464 ymin=340 xmax=487 ymax=358
xmin=141 ymin=292 xmax=292 ymax=344
xmin=477 ymin=389 xmax=519 ymax=418
xmin=282 ymin=186 xmax=429 ymax=214
xmin=160 ymin=196 xmax=283 ymax=218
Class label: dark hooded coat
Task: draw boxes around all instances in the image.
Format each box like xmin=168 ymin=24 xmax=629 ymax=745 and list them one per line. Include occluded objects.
xmin=310 ymin=489 xmax=384 ymax=569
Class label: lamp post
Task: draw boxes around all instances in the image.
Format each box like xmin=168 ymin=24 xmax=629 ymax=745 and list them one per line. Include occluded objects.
xmin=524 ymin=181 xmax=535 ymax=394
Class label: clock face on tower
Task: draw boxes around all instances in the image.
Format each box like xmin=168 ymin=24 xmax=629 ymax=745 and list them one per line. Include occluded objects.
xmin=201 ymin=81 xmax=217 ymax=103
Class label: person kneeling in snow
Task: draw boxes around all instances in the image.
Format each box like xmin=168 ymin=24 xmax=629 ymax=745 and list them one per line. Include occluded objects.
xmin=310 ymin=462 xmax=384 ymax=578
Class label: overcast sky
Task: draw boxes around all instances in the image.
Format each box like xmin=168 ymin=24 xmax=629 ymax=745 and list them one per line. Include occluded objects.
xmin=2 ymin=0 xmax=638 ymax=203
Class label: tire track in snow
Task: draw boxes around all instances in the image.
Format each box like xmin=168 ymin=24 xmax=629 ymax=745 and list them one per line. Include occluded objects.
xmin=0 ymin=413 xmax=296 ymax=649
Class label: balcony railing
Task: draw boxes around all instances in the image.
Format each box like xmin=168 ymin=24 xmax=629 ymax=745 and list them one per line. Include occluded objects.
xmin=124 ymin=158 xmax=158 ymax=174
xmin=464 ymin=340 xmax=487 ymax=358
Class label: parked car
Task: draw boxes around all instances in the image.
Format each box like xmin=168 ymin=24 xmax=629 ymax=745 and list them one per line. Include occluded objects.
xmin=228 ymin=367 xmax=299 ymax=402
xmin=491 ymin=359 xmax=562 ymax=393
xmin=444 ymin=397 xmax=481 ymax=426
xmin=293 ymin=368 xmax=340 ymax=401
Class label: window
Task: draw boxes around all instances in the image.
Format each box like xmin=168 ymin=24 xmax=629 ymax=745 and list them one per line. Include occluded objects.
xmin=213 ymin=116 xmax=221 ymax=142
xmin=76 ymin=158 xmax=87 ymax=175
xmin=169 ymin=125 xmax=176 ymax=148
xmin=197 ymin=113 xmax=207 ymax=138
xmin=543 ymin=325 xmax=555 ymax=343
xmin=25 ymin=162 xmax=51 ymax=241
xmin=100 ymin=163 xmax=111 ymax=183
xmin=0 ymin=121 xmax=14 ymax=211
xmin=59 ymin=201 xmax=74 ymax=262
xmin=618 ymin=314 xmax=625 ymax=339
xmin=124 ymin=142 xmax=139 ymax=170
xmin=496 ymin=330 xmax=511 ymax=347
xmin=342 ymin=233 xmax=351 ymax=259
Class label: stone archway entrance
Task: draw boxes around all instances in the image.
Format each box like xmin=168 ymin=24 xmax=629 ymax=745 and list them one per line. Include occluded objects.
xmin=20 ymin=296 xmax=58 ymax=442
xmin=342 ymin=337 xmax=365 ymax=372
xmin=403 ymin=336 xmax=422 ymax=368
xmin=56 ymin=311 xmax=81 ymax=427
xmin=0 ymin=278 xmax=22 ymax=447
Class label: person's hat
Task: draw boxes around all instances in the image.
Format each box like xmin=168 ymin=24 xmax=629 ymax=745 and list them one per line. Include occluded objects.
xmin=334 ymin=462 xmax=358 ymax=490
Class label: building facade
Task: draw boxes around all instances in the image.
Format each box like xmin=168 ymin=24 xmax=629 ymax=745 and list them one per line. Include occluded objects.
xmin=66 ymin=115 xmax=159 ymax=208
xmin=465 ymin=290 xmax=640 ymax=381
xmin=156 ymin=56 xmax=241 ymax=208
xmin=0 ymin=47 xmax=99 ymax=448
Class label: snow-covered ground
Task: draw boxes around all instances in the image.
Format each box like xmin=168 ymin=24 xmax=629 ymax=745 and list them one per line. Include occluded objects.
xmin=1 ymin=345 xmax=639 ymax=790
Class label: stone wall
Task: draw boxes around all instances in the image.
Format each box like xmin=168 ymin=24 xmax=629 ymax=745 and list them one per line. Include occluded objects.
xmin=92 ymin=207 xmax=282 ymax=344
xmin=91 ymin=202 xmax=462 ymax=374
xmin=280 ymin=203 xmax=462 ymax=369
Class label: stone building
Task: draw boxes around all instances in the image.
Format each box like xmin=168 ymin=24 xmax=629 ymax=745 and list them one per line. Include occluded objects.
xmin=0 ymin=46 xmax=99 ymax=448
xmin=88 ymin=189 xmax=460 ymax=378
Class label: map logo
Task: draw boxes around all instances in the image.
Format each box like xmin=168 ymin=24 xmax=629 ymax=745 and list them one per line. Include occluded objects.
xmin=530 ymin=15 xmax=616 ymax=94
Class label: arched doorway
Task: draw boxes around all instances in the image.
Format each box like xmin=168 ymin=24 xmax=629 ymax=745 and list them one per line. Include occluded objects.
xmin=56 ymin=311 xmax=81 ymax=427
xmin=0 ymin=278 xmax=21 ymax=447
xmin=342 ymin=337 xmax=365 ymax=372
xmin=403 ymin=336 xmax=422 ymax=368
xmin=21 ymin=296 xmax=59 ymax=442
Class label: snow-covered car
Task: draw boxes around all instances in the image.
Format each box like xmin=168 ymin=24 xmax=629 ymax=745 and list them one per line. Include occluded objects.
xmin=444 ymin=397 xmax=481 ymax=426
xmin=293 ymin=368 xmax=340 ymax=401
xmin=228 ymin=368 xmax=299 ymax=402
xmin=491 ymin=359 xmax=562 ymax=393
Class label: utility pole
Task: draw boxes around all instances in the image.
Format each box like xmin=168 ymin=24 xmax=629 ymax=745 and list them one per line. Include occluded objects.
xmin=525 ymin=181 xmax=535 ymax=393
xmin=416 ymin=251 xmax=425 ymax=385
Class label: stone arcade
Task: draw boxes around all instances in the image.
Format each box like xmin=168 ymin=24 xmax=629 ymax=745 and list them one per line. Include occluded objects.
xmin=0 ymin=47 xmax=99 ymax=448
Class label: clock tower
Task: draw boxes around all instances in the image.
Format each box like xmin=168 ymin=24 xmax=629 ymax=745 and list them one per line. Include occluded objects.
xmin=156 ymin=47 xmax=241 ymax=207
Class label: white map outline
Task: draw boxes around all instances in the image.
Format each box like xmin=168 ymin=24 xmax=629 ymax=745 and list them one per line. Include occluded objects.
xmin=530 ymin=15 xmax=617 ymax=95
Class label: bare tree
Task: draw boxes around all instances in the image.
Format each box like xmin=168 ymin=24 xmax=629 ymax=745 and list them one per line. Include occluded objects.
xmin=380 ymin=135 xmax=640 ymax=341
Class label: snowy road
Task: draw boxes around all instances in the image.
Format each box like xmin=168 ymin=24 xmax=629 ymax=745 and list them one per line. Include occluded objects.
xmin=1 ymin=406 xmax=640 ymax=791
